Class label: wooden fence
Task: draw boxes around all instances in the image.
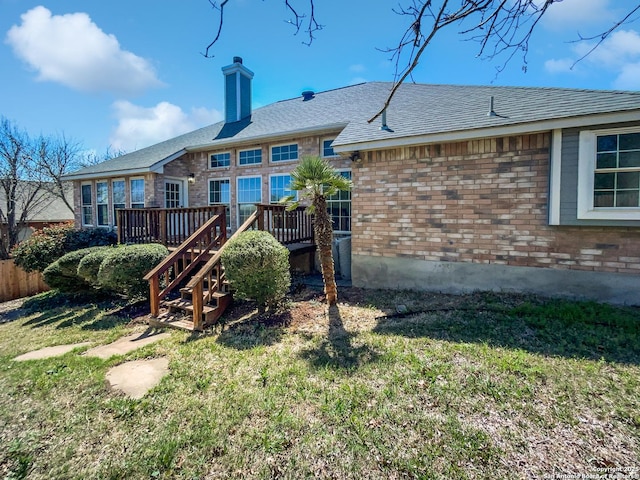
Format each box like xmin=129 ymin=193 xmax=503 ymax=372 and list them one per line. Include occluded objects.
xmin=0 ymin=259 xmax=49 ymax=302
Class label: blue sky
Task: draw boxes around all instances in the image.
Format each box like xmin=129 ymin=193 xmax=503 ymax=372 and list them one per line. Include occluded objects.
xmin=1 ymin=0 xmax=639 ymax=154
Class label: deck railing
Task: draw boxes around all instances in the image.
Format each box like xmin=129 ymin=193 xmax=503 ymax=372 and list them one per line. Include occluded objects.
xmin=255 ymin=204 xmax=313 ymax=244
xmin=144 ymin=212 xmax=227 ymax=319
xmin=117 ymin=205 xmax=226 ymax=247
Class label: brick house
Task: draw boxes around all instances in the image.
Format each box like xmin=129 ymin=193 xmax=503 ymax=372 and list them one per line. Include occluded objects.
xmin=64 ymin=57 xmax=640 ymax=305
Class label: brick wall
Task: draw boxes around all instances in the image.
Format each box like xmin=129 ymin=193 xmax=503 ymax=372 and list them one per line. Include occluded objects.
xmin=353 ymin=133 xmax=640 ymax=276
xmin=163 ymin=133 xmax=350 ymax=230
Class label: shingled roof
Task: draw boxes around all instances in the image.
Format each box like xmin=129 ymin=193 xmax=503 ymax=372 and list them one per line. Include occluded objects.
xmin=64 ymin=82 xmax=640 ymax=179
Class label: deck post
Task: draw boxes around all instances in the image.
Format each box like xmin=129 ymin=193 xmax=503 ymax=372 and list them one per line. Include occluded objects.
xmin=192 ymin=282 xmax=204 ymax=331
xmin=149 ymin=276 xmax=160 ymax=317
xmin=257 ymin=204 xmax=264 ymax=231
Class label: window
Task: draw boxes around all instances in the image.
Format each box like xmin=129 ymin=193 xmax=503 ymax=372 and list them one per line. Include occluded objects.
xmin=112 ymin=180 xmax=125 ymax=225
xmin=271 ymin=143 xmax=298 ymax=162
xmin=269 ymin=174 xmax=296 ymax=203
xmin=237 ymin=176 xmax=262 ymax=225
xmin=81 ymin=183 xmax=93 ymax=226
xmin=578 ymin=127 xmax=640 ymax=220
xmin=210 ymin=152 xmax=230 ymax=168
xmin=322 ymin=139 xmax=337 ymax=157
xmin=327 ymin=171 xmax=351 ymax=232
xmin=209 ymin=179 xmax=231 ymax=228
xmin=165 ymin=181 xmax=182 ymax=208
xmin=96 ymin=181 xmax=109 ymax=226
xmin=130 ymin=179 xmax=145 ymax=209
xmin=238 ymin=148 xmax=262 ymax=166
xmin=594 ymin=133 xmax=640 ymax=207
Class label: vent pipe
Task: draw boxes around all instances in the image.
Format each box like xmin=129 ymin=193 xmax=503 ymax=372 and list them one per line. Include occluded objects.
xmin=487 ymin=96 xmax=497 ymax=117
xmin=301 ymin=90 xmax=315 ymax=101
xmin=380 ymin=109 xmax=391 ymax=131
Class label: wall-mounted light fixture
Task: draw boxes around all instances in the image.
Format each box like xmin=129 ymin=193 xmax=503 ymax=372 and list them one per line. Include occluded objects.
xmin=350 ymin=151 xmax=362 ymax=163
xmin=188 ymin=173 xmax=196 ymax=184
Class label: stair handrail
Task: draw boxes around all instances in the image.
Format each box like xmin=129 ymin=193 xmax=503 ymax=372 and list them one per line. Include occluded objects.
xmin=185 ymin=209 xmax=260 ymax=328
xmin=145 ymin=209 xmax=226 ymax=317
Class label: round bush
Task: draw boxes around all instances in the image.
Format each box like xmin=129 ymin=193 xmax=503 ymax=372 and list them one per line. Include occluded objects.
xmin=12 ymin=223 xmax=117 ymax=273
xmin=43 ymin=246 xmax=103 ymax=293
xmin=98 ymin=243 xmax=169 ymax=299
xmin=221 ymin=230 xmax=290 ymax=311
xmin=77 ymin=246 xmax=120 ymax=287
xmin=12 ymin=223 xmax=74 ymax=272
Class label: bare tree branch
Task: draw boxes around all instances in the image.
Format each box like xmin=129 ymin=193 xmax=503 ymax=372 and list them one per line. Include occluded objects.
xmin=203 ymin=0 xmax=230 ymax=58
xmin=571 ymin=5 xmax=640 ymax=68
xmin=202 ymin=1 xmax=640 ymax=122
xmin=204 ymin=0 xmax=322 ymax=57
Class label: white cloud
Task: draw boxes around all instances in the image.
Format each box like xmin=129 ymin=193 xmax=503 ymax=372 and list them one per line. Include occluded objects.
xmin=542 ymin=0 xmax=615 ymax=31
xmin=5 ymin=6 xmax=162 ymax=95
xmin=544 ymin=58 xmax=574 ymax=74
xmin=545 ymin=29 xmax=640 ymax=90
xmin=613 ymin=62 xmax=640 ymax=90
xmin=109 ymin=101 xmax=222 ymax=152
xmin=349 ymin=64 xmax=366 ymax=73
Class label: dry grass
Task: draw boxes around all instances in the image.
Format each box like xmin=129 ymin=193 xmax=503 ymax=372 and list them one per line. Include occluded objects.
xmin=0 ymin=287 xmax=639 ymax=479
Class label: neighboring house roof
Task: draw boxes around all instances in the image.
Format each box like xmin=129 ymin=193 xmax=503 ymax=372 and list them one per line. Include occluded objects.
xmin=63 ymin=82 xmax=640 ymax=180
xmin=0 ymin=182 xmax=74 ymax=224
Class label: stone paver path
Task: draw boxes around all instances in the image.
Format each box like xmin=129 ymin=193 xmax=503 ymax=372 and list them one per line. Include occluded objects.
xmin=84 ymin=329 xmax=170 ymax=359
xmin=13 ymin=342 xmax=93 ymax=361
xmin=106 ymin=357 xmax=170 ymax=399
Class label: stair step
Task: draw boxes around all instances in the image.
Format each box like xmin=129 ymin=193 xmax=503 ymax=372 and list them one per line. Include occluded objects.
xmin=148 ymin=312 xmax=195 ymax=331
xmin=164 ymin=298 xmax=219 ymax=315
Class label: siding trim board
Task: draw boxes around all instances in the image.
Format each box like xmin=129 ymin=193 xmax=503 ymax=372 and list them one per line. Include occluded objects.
xmin=557 ymin=121 xmax=640 ymax=227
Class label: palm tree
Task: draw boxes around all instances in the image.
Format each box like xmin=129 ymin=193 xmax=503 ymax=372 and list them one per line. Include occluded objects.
xmin=283 ymin=156 xmax=352 ymax=305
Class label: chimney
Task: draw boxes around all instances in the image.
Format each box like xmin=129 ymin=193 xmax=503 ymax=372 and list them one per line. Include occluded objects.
xmin=222 ymin=56 xmax=254 ymax=123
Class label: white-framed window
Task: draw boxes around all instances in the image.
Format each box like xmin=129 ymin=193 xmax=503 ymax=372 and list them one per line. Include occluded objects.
xmin=578 ymin=127 xmax=640 ymax=220
xmin=96 ymin=181 xmax=109 ymax=226
xmin=210 ymin=152 xmax=230 ymax=168
xmin=209 ymin=178 xmax=231 ymax=228
xmin=327 ymin=170 xmax=352 ymax=232
xmin=238 ymin=148 xmax=262 ymax=166
xmin=130 ymin=178 xmax=145 ymax=209
xmin=112 ymin=179 xmax=125 ymax=225
xmin=81 ymin=183 xmax=93 ymax=226
xmin=271 ymin=143 xmax=298 ymax=162
xmin=269 ymin=174 xmax=297 ymax=204
xmin=237 ymin=176 xmax=262 ymax=225
xmin=322 ymin=138 xmax=337 ymax=158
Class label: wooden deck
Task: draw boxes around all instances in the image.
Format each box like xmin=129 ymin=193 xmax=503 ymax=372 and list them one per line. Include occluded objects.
xmin=136 ymin=204 xmax=314 ymax=331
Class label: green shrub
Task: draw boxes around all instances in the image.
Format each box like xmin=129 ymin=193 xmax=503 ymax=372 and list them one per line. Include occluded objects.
xmin=98 ymin=243 xmax=168 ymax=299
xmin=12 ymin=223 xmax=117 ymax=273
xmin=43 ymin=247 xmax=102 ymax=293
xmin=221 ymin=230 xmax=290 ymax=312
xmin=67 ymin=228 xmax=117 ymax=251
xmin=12 ymin=222 xmax=74 ymax=272
xmin=77 ymin=246 xmax=120 ymax=287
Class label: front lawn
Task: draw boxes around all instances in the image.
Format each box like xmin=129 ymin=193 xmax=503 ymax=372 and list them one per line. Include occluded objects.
xmin=0 ymin=287 xmax=638 ymax=479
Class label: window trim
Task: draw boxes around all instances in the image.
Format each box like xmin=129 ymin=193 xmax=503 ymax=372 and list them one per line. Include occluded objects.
xmin=327 ymin=169 xmax=352 ymax=234
xmin=112 ymin=178 xmax=126 ymax=227
xmin=321 ymin=138 xmax=338 ymax=158
xmin=270 ymin=142 xmax=299 ymax=163
xmin=130 ymin=177 xmax=145 ymax=209
xmin=209 ymin=151 xmax=231 ymax=169
xmin=236 ymin=175 xmax=262 ymax=227
xmin=268 ymin=173 xmax=297 ymax=204
xmin=81 ymin=182 xmax=93 ymax=227
xmin=95 ymin=181 xmax=110 ymax=227
xmin=238 ymin=147 xmax=262 ymax=167
xmin=208 ymin=177 xmax=231 ymax=228
xmin=578 ymin=126 xmax=640 ymax=220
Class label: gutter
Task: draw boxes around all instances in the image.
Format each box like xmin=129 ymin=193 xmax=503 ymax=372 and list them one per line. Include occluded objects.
xmin=185 ymin=123 xmax=348 ymax=152
xmin=333 ymin=110 xmax=640 ymax=153
xmin=62 ymin=149 xmax=188 ymax=181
